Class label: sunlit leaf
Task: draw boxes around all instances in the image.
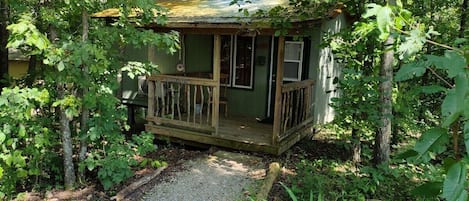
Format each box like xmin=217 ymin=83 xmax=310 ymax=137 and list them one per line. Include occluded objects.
xmin=57 ymin=61 xmax=65 ymax=72
xmin=18 ymin=124 xmax=26 ymax=138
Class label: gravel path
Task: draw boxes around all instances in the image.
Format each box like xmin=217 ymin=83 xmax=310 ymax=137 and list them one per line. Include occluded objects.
xmin=141 ymin=151 xmax=266 ymax=201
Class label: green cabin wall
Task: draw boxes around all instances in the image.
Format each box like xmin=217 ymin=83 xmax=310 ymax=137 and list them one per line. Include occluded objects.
xmin=184 ymin=35 xmax=213 ymax=73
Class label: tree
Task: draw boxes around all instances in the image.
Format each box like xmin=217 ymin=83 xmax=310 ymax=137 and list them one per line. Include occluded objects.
xmin=3 ymin=0 xmax=179 ymax=194
xmin=0 ymin=0 xmax=8 ymax=90
xmin=374 ymin=0 xmax=396 ymax=165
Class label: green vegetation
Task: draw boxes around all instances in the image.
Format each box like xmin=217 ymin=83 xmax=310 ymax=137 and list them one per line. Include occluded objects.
xmin=251 ymin=0 xmax=468 ymax=200
xmin=0 ymin=0 xmax=468 ymax=200
xmin=0 ymin=0 xmax=178 ymax=199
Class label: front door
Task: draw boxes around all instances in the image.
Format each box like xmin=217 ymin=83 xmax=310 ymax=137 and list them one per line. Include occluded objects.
xmin=267 ymin=37 xmax=308 ymax=118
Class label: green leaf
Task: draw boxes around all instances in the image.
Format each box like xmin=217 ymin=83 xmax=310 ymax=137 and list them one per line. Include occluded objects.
xmin=377 ymin=6 xmax=392 ymax=40
xmin=395 ymin=149 xmax=418 ymax=160
xmin=418 ymin=85 xmax=446 ymax=94
xmin=18 ymin=124 xmax=26 ymax=138
xmin=413 ymin=127 xmax=449 ymax=161
xmin=442 ymin=75 xmax=467 ymax=127
xmin=426 ymin=51 xmax=467 ymax=78
xmin=411 ymin=182 xmax=442 ymax=198
xmin=57 ymin=61 xmax=65 ymax=71
xmin=442 ymin=161 xmax=468 ymax=201
xmin=280 ymin=182 xmax=298 ymax=201
xmin=0 ymin=132 xmax=5 ymax=144
xmin=362 ymin=4 xmax=381 ymax=19
xmin=395 ymin=60 xmax=427 ymax=81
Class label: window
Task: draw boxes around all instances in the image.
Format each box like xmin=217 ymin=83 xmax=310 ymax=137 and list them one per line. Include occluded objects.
xmin=283 ymin=41 xmax=304 ymax=81
xmin=218 ymin=35 xmax=255 ymax=89
xmin=233 ymin=36 xmax=255 ymax=88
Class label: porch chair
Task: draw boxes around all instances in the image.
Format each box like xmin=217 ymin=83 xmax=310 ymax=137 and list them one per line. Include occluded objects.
xmin=209 ymin=73 xmax=229 ymax=117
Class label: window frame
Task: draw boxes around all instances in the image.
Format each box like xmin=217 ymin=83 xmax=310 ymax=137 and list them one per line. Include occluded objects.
xmin=283 ymin=41 xmax=304 ymax=82
xmin=231 ymin=35 xmax=255 ymax=89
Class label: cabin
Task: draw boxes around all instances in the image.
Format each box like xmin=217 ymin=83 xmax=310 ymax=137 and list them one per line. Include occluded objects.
xmin=96 ymin=0 xmax=345 ymax=155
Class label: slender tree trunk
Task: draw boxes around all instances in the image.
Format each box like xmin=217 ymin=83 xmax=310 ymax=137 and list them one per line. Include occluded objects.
xmin=50 ymin=25 xmax=76 ymax=190
xmin=460 ymin=0 xmax=468 ymax=38
xmin=78 ymin=8 xmax=89 ymax=182
xmin=58 ymin=84 xmax=76 ymax=190
xmin=351 ymin=128 xmax=361 ymax=163
xmin=374 ymin=35 xmax=394 ymax=165
xmin=0 ymin=0 xmax=8 ymax=91
xmin=374 ymin=0 xmax=396 ymax=165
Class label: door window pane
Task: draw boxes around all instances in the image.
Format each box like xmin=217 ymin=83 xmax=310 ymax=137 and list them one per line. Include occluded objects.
xmin=284 ymin=62 xmax=300 ymax=80
xmin=233 ymin=36 xmax=254 ymax=88
xmin=284 ymin=43 xmax=302 ymax=61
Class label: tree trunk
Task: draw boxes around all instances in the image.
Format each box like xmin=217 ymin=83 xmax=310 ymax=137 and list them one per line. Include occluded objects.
xmin=460 ymin=0 xmax=468 ymax=38
xmin=58 ymin=84 xmax=77 ymax=190
xmin=50 ymin=25 xmax=76 ymax=190
xmin=374 ymin=35 xmax=394 ymax=165
xmin=351 ymin=128 xmax=361 ymax=163
xmin=0 ymin=0 xmax=8 ymax=91
xmin=374 ymin=0 xmax=396 ymax=165
xmin=78 ymin=8 xmax=89 ymax=182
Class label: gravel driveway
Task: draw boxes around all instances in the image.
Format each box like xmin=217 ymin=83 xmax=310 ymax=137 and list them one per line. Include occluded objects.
xmin=141 ymin=151 xmax=266 ymax=201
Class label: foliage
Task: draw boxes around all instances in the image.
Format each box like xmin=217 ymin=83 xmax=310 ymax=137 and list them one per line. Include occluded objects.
xmin=286 ymin=159 xmax=437 ymax=200
xmin=0 ymin=87 xmax=60 ymax=199
xmin=359 ymin=2 xmax=469 ymax=200
xmin=2 ymin=0 xmax=179 ymax=195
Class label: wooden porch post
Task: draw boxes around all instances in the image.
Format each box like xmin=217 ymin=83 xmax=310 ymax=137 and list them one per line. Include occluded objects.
xmin=272 ymin=36 xmax=285 ymax=145
xmin=212 ymin=35 xmax=221 ymax=135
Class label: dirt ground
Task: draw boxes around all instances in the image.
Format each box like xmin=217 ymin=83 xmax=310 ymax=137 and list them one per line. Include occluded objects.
xmin=16 ymin=136 xmax=351 ymax=201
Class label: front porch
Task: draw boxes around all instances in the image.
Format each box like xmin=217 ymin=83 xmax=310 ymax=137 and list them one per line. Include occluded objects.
xmin=145 ymin=35 xmax=315 ymax=154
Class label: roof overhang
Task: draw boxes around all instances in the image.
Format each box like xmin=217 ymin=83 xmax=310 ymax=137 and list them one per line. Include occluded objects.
xmin=92 ymin=0 xmax=343 ymax=34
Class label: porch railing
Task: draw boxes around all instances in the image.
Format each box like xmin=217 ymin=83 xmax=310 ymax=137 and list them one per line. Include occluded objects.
xmin=278 ymin=80 xmax=314 ymax=141
xmin=146 ymin=75 xmax=217 ymax=133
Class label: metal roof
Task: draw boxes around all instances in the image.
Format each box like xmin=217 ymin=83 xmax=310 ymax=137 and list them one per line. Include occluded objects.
xmin=9 ymin=48 xmax=29 ymax=61
xmin=93 ymin=0 xmax=289 ymax=24
xmin=158 ymin=0 xmax=288 ymax=23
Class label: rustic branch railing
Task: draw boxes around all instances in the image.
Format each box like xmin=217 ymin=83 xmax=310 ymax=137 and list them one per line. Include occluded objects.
xmin=146 ymin=75 xmax=217 ymax=133
xmin=278 ymin=80 xmax=314 ymax=141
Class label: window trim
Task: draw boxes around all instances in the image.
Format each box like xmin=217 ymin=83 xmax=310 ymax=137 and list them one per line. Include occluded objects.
xmin=283 ymin=41 xmax=304 ymax=82
xmin=232 ymin=35 xmax=255 ymax=89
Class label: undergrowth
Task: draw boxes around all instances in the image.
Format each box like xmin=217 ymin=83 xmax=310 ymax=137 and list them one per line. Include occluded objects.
xmin=284 ymin=159 xmax=439 ymax=201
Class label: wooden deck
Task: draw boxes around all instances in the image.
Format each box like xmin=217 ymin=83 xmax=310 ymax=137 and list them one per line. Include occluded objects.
xmin=145 ymin=114 xmax=314 ymax=155
xmin=218 ymin=116 xmax=273 ymax=145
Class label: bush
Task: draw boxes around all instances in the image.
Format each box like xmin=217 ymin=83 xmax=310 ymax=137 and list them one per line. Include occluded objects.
xmin=287 ymin=159 xmax=436 ymax=201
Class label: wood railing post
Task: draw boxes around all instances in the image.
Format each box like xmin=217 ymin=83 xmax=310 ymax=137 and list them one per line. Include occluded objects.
xmin=147 ymin=78 xmax=155 ymax=120
xmin=212 ymin=34 xmax=221 ymax=135
xmin=273 ymin=36 xmax=285 ymax=145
